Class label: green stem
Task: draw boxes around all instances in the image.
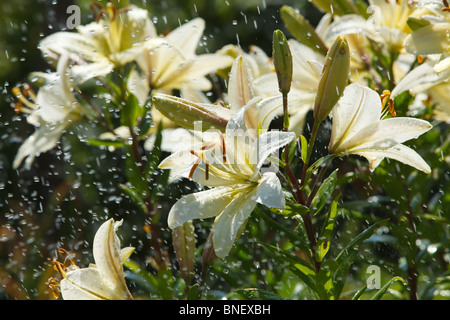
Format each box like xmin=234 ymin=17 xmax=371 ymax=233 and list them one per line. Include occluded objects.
xmin=300 ymin=119 xmax=321 ymax=189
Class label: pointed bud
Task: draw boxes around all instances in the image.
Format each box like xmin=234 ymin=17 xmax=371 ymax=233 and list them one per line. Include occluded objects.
xmin=280 ymin=5 xmax=328 ymax=56
xmin=272 ymin=30 xmax=293 ymax=95
xmin=313 ymin=36 xmax=350 ymax=123
xmin=172 ymin=221 xmax=196 ymax=285
xmin=152 ymin=94 xmax=228 ymax=131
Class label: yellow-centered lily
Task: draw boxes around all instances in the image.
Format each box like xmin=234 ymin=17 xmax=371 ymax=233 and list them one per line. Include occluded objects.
xmin=40 ymin=4 xmax=155 ymax=81
xmin=159 ymin=104 xmax=295 ymax=258
xmin=57 ymin=219 xmax=134 ymax=300
xmin=329 ymin=83 xmax=432 ymax=173
xmin=130 ymin=17 xmax=233 ymax=95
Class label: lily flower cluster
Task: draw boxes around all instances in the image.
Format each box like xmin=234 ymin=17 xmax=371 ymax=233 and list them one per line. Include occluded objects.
xmin=9 ymin=1 xmax=445 ymax=300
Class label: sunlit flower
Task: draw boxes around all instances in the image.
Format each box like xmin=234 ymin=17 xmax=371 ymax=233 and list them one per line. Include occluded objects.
xmin=324 ymin=0 xmax=415 ymax=52
xmin=159 ymin=104 xmax=295 ymax=258
xmin=329 ymin=83 xmax=432 ymax=173
xmin=130 ymin=17 xmax=233 ymax=95
xmin=56 ymin=219 xmax=134 ymax=300
xmin=40 ymin=4 xmax=155 ymax=81
xmin=13 ymin=54 xmax=84 ymax=169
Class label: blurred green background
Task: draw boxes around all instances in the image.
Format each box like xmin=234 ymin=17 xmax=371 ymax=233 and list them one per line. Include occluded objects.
xmin=0 ymin=0 xmax=448 ymax=300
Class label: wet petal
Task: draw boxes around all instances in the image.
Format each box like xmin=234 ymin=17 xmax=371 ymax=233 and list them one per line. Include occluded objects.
xmin=356 ymin=143 xmax=431 ymax=173
xmin=168 ymin=186 xmax=238 ymax=229
xmin=212 ymin=187 xmax=258 ymax=258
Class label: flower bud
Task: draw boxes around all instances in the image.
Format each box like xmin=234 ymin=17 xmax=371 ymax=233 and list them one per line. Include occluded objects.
xmin=280 ymin=5 xmax=328 ymax=55
xmin=313 ymin=36 xmax=350 ymax=123
xmin=172 ymin=221 xmax=196 ymax=285
xmin=152 ymin=93 xmax=228 ymax=131
xmin=272 ymin=30 xmax=293 ymax=95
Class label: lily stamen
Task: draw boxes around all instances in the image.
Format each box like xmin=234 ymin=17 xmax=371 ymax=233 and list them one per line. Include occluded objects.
xmin=12 ymin=85 xmax=38 ymax=114
xmin=380 ymin=89 xmax=396 ymax=118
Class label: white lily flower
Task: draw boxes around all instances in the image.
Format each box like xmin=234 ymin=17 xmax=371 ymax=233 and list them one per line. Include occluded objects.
xmin=160 ymin=104 xmax=295 ymax=258
xmin=130 ymin=17 xmax=233 ymax=95
xmin=13 ymin=54 xmax=84 ymax=169
xmin=59 ymin=219 xmax=134 ymax=300
xmin=329 ymin=83 xmax=432 ymax=173
xmin=40 ymin=5 xmax=156 ymax=80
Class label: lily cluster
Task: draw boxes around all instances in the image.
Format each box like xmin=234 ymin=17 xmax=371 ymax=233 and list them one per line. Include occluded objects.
xmin=9 ymin=1 xmax=446 ymax=300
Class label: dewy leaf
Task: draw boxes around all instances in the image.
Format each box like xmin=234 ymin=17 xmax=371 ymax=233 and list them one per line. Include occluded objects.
xmin=280 ymin=5 xmax=328 ymax=56
xmin=315 ymin=194 xmax=339 ymax=262
xmin=235 ymin=288 xmax=285 ymax=300
xmin=371 ymin=276 xmax=406 ymax=300
xmin=310 ymin=169 xmax=339 ymax=216
xmin=121 ymin=92 xmax=142 ymax=129
xmin=333 ymin=219 xmax=389 ymax=298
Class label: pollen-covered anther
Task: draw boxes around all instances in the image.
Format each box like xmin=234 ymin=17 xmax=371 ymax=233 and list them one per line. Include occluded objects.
xmin=380 ymin=90 xmax=396 ymax=118
xmin=48 ymin=277 xmax=61 ymax=298
xmin=52 ymin=248 xmax=77 ymax=279
xmin=12 ymin=84 xmax=38 ymax=114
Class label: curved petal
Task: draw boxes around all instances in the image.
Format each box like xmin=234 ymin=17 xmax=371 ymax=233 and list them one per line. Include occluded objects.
xmin=338 ymin=117 xmax=432 ymax=152
xmin=356 ymin=143 xmax=431 ymax=173
xmin=391 ymin=60 xmax=442 ymax=98
xmin=329 ymin=84 xmax=382 ymax=153
xmin=250 ymin=130 xmax=296 ymax=179
xmin=60 ymin=268 xmax=110 ymax=300
xmin=228 ymin=56 xmax=255 ymax=112
xmin=212 ymin=187 xmax=258 ymax=258
xmin=13 ymin=123 xmax=66 ymax=169
xmin=92 ymin=219 xmax=131 ymax=299
xmin=166 ymin=18 xmax=205 ymax=57
xmin=255 ymin=172 xmax=285 ymax=209
xmin=404 ymin=23 xmax=450 ymax=56
xmin=167 ymin=186 xmax=239 ymax=229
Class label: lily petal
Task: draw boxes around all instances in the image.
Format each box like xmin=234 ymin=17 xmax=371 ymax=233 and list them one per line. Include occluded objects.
xmin=168 ymin=186 xmax=239 ymax=229
xmin=338 ymin=117 xmax=432 ymax=152
xmin=255 ymin=172 xmax=286 ymax=209
xmin=92 ymin=219 xmax=131 ymax=299
xmin=356 ymin=143 xmax=431 ymax=173
xmin=330 ymin=83 xmax=382 ymax=153
xmin=212 ymin=187 xmax=258 ymax=258
xmin=60 ymin=268 xmax=113 ymax=300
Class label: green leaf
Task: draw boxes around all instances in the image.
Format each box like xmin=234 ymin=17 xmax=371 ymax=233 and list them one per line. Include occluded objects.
xmin=260 ymin=243 xmax=316 ymax=292
xmin=299 ymin=134 xmax=308 ymax=163
xmin=315 ymin=194 xmax=340 ymax=262
xmin=333 ymin=219 xmax=389 ymax=298
xmin=187 ymin=284 xmax=200 ymax=300
xmin=371 ymin=276 xmax=407 ymax=300
xmin=87 ymin=138 xmax=125 ymax=149
xmin=256 ymin=209 xmax=311 ymax=256
xmin=119 ymin=183 xmax=148 ymax=214
xmin=281 ymin=202 xmax=310 ymax=217
xmin=145 ymin=120 xmax=163 ymax=181
xmin=235 ymin=288 xmax=285 ymax=300
xmin=121 ymin=92 xmax=142 ymax=129
xmin=310 ymin=169 xmax=339 ymax=216
xmin=124 ymin=144 xmax=148 ymax=200
xmin=315 ymin=260 xmax=338 ymax=300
